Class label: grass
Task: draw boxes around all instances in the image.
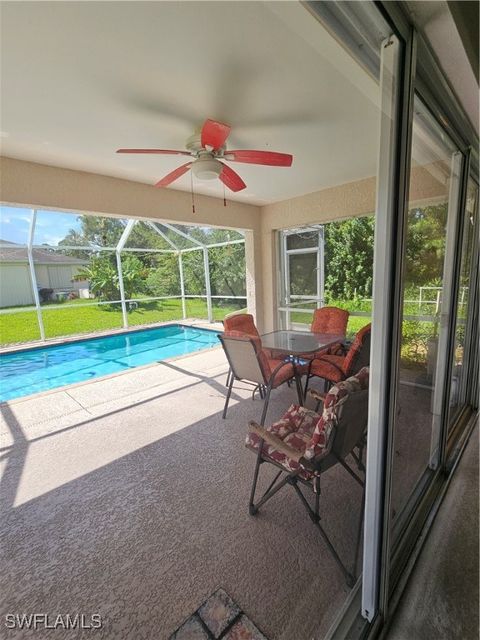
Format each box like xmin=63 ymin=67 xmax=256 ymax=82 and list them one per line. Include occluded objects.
xmin=0 ymin=294 xmax=441 ymax=365
xmin=0 ymin=298 xmax=243 ymax=345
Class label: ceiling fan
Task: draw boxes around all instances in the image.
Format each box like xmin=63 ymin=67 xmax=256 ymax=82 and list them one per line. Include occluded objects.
xmin=116 ymin=118 xmax=293 ymax=192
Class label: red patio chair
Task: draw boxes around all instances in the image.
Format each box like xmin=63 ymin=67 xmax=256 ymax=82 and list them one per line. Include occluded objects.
xmin=293 ymin=307 xmax=350 ymax=363
xmin=305 ymin=323 xmax=371 ymax=398
xmin=218 ymin=333 xmax=303 ymax=425
xmin=223 ymin=313 xmax=272 ymax=387
xmin=311 ymin=305 xmax=350 ymax=336
xmin=223 ymin=312 xmax=260 ymax=338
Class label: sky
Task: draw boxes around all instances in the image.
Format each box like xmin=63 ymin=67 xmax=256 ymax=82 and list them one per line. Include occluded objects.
xmin=0 ymin=206 xmax=81 ymax=246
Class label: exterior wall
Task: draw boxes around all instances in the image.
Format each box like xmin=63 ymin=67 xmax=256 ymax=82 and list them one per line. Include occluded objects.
xmin=0 ymin=262 xmax=84 ymax=308
xmin=29 ymin=264 xmax=81 ymax=292
xmin=0 ymin=264 xmax=34 ymax=307
xmin=0 ymin=157 xmax=447 ymax=329
xmin=46 ymin=265 xmax=81 ymax=289
xmin=260 ymin=177 xmax=377 ymax=332
xmin=34 ymin=264 xmax=50 ymax=289
xmin=259 ymin=165 xmax=447 ymax=331
xmin=0 ymin=157 xmax=261 ymax=231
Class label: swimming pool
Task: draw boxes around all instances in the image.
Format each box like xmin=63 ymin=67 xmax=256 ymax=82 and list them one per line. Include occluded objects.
xmin=0 ymin=324 xmax=220 ymax=402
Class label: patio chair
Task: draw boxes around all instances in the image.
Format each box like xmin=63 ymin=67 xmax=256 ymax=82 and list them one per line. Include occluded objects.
xmin=311 ymin=306 xmax=349 ymax=355
xmin=223 ymin=313 xmax=261 ymax=338
xmin=223 ymin=313 xmax=275 ymax=387
xmin=290 ymin=306 xmax=350 ymax=365
xmin=223 ymin=313 xmax=261 ymax=387
xmin=304 ymin=323 xmax=371 ymax=399
xmin=246 ymin=367 xmax=369 ymax=586
xmin=218 ymin=333 xmax=303 ymax=425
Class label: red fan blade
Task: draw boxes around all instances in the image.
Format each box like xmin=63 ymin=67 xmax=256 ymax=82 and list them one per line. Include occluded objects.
xmin=224 ymin=150 xmax=293 ymax=166
xmin=218 ymin=163 xmax=246 ymax=192
xmin=154 ymin=162 xmax=192 ymax=188
xmin=117 ymin=149 xmax=190 ymax=155
xmin=201 ymin=119 xmax=231 ymax=150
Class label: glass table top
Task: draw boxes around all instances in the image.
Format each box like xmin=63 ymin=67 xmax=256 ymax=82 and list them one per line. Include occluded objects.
xmin=260 ymin=330 xmax=344 ymax=354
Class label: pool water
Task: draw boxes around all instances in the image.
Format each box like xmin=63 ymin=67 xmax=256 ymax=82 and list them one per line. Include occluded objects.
xmin=0 ymin=324 xmax=220 ymax=402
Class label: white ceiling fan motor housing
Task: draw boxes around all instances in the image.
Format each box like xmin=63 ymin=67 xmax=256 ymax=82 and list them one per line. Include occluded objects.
xmin=191 ymin=156 xmax=222 ymax=180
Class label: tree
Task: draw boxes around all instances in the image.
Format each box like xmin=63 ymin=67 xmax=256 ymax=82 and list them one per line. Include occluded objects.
xmin=59 ymin=216 xmax=126 ymax=256
xmin=324 ymin=216 xmax=375 ymax=300
xmin=404 ymin=203 xmax=447 ymax=286
xmin=209 ymin=244 xmax=246 ymax=298
xmin=76 ymin=254 xmax=146 ymax=301
xmin=145 ymin=254 xmax=181 ymax=297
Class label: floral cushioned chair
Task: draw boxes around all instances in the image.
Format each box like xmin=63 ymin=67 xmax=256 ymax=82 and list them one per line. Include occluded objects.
xmin=246 ymin=366 xmax=369 ymax=586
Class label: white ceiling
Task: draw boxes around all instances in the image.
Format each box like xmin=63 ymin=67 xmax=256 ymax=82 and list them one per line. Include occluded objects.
xmin=0 ymin=1 xmax=381 ymax=205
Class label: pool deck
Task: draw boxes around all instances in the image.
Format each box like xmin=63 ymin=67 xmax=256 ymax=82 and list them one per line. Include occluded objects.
xmin=0 ymin=345 xmax=354 ymax=640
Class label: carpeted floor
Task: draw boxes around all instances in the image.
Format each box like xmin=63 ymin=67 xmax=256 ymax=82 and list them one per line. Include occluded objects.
xmin=0 ymin=349 xmax=361 ymax=640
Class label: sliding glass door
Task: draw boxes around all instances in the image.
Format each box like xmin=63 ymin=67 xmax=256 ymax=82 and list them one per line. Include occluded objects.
xmin=389 ymin=96 xmax=463 ymax=539
xmin=448 ymin=179 xmax=478 ymax=429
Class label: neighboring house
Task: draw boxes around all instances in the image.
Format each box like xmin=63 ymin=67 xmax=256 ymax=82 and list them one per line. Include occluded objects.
xmin=0 ymin=240 xmax=87 ymax=308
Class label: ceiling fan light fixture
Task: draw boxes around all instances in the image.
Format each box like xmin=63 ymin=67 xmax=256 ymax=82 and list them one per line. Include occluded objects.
xmin=191 ymin=157 xmax=222 ymax=181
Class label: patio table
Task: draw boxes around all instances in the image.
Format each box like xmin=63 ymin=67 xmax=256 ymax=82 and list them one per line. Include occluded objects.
xmin=261 ymin=330 xmax=344 ymax=358
xmin=260 ymin=330 xmax=345 ymax=404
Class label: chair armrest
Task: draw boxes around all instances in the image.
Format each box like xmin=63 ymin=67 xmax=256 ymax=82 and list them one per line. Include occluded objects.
xmin=248 ymin=421 xmax=303 ymax=462
xmin=308 ymin=389 xmax=327 ymax=403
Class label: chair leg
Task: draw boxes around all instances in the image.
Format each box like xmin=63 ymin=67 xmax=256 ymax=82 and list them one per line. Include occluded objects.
xmin=291 ymin=479 xmax=356 ymax=587
xmin=250 ymin=467 xmax=292 ymax=514
xmin=249 ymin=442 xmax=264 ymax=515
xmin=225 ymin=367 xmax=232 ymax=388
xmin=304 ymin=374 xmax=310 ymax=398
xmin=293 ymin=371 xmax=304 ymax=406
xmin=222 ymin=375 xmax=235 ymax=419
xmin=260 ymin=383 xmax=273 ymax=426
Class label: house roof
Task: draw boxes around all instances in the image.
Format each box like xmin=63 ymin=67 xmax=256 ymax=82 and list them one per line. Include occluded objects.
xmin=0 ymin=242 xmax=87 ymax=265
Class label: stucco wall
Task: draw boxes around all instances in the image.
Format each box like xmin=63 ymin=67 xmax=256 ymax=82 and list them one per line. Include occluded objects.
xmin=0 ymin=157 xmax=261 ymax=231
xmin=0 ymin=156 xmax=448 ymax=330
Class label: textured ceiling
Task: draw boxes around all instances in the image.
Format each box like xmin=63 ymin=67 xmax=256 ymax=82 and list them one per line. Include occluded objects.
xmin=0 ymin=1 xmax=380 ymax=205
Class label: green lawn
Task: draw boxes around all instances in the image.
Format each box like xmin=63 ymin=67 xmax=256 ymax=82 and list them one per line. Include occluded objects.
xmin=0 ymin=298 xmax=243 ymax=345
xmin=0 ymin=295 xmax=437 ymax=366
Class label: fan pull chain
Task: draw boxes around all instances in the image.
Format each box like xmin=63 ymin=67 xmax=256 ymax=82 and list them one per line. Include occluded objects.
xmin=223 ymin=183 xmax=227 ymax=207
xmin=190 ymin=170 xmax=195 ymax=214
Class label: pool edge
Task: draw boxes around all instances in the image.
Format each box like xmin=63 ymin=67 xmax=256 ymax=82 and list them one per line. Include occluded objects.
xmin=0 ymin=318 xmax=223 ymax=356
xmin=0 ymin=340 xmax=224 ymax=406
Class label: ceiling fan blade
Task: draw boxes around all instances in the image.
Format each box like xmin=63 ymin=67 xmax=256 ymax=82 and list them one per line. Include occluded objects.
xmin=218 ymin=163 xmax=246 ymax=192
xmin=154 ymin=162 xmax=192 ymax=188
xmin=224 ymin=150 xmax=293 ymax=167
xmin=117 ymin=149 xmax=191 ymax=155
xmin=201 ymin=119 xmax=231 ymax=150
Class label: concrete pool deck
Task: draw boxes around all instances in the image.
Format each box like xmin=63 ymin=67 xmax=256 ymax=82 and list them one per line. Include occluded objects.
xmin=0 ymin=346 xmax=358 ymax=639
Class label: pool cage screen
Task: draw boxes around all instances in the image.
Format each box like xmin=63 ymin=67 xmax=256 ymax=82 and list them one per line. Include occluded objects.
xmin=0 ymin=208 xmax=246 ymax=341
